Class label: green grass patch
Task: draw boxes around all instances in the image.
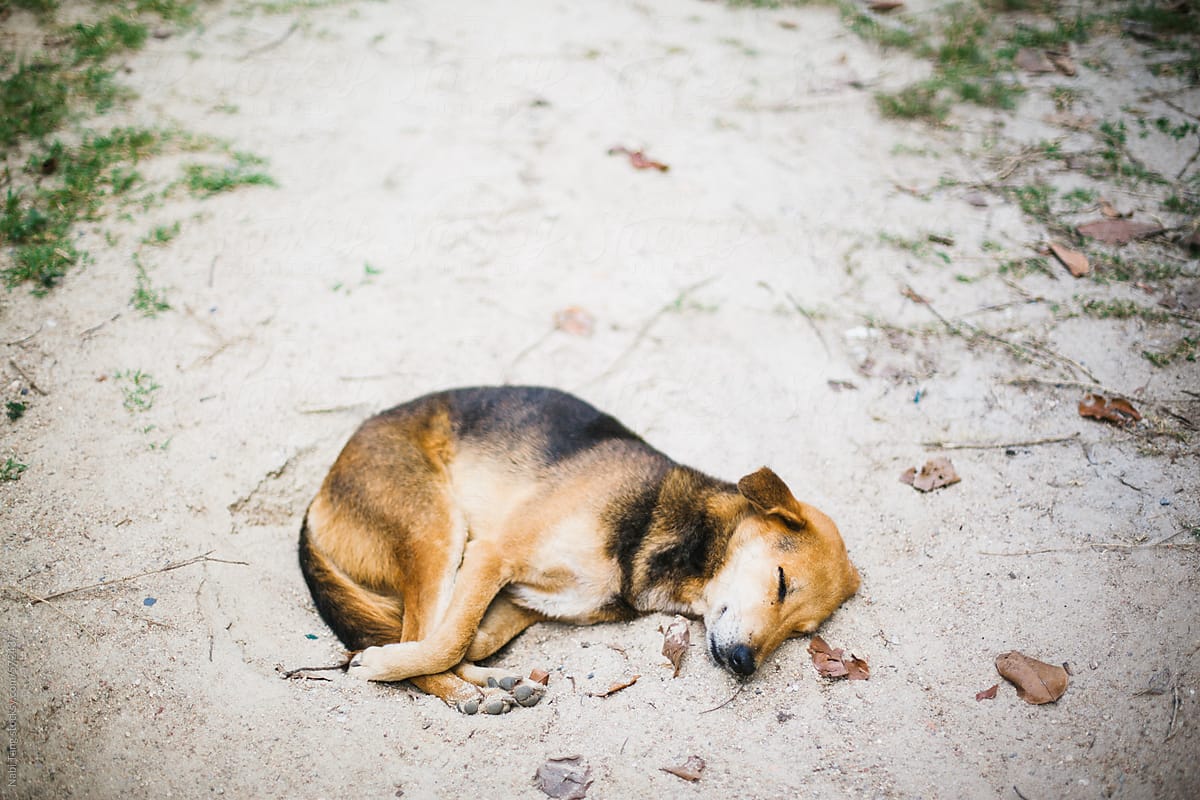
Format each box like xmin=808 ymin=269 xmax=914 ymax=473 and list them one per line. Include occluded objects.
xmin=1078 ymin=297 xmax=1172 ymax=322
xmin=5 ymin=401 xmax=27 ymax=422
xmin=0 ymin=457 xmax=28 ymax=482
xmin=130 ymin=254 xmax=170 ymax=316
xmin=1143 ymin=336 xmax=1198 ymax=367
xmin=179 ymin=152 xmax=276 ymax=197
xmin=114 ymin=369 xmax=160 ymax=412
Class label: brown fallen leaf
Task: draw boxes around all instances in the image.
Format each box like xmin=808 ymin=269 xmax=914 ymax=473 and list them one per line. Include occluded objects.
xmin=587 ymin=674 xmax=639 ymax=698
xmin=535 ymin=756 xmax=593 ymax=800
xmin=901 ymin=285 xmax=928 ymax=304
xmin=1078 ymin=393 xmax=1141 ymax=427
xmin=607 ymin=146 xmax=669 ymax=172
xmin=659 ymin=615 xmax=690 ymax=677
xmin=661 ymin=756 xmax=706 ymax=782
xmin=553 ymin=306 xmax=595 ymax=337
xmin=777 ymin=20 xmax=798 ymax=30
xmin=529 ymin=668 xmax=551 ymax=686
xmin=900 ymin=457 xmax=961 ymax=492
xmin=1049 ymin=242 xmax=1090 ymax=277
xmin=1015 ymin=47 xmax=1055 ymax=73
xmin=1046 ymin=51 xmax=1077 ymax=76
xmin=1043 ymin=111 xmax=1096 ymax=131
xmin=975 ymin=684 xmax=999 ymax=701
xmin=1077 ymin=218 xmax=1163 ymax=245
xmin=808 ymin=635 xmax=870 ymax=681
xmin=995 ymin=651 xmax=1069 ymax=705
xmin=868 ymin=1 xmax=904 ymax=11
xmin=1099 ymin=199 xmax=1121 ymax=218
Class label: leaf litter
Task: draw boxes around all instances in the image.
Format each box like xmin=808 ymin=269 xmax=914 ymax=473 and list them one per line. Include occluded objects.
xmin=808 ymin=635 xmax=870 ymax=680
xmin=1078 ymin=393 xmax=1141 ymax=426
xmin=660 ymin=755 xmax=706 ymax=782
xmin=995 ymin=651 xmax=1069 ymax=704
xmin=534 ymin=756 xmax=593 ymax=800
xmin=659 ymin=615 xmax=690 ymax=677
xmin=900 ymin=457 xmax=961 ymax=492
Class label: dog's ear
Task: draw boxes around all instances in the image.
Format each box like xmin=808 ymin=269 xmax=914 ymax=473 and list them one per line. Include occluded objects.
xmin=737 ymin=467 xmax=806 ymax=530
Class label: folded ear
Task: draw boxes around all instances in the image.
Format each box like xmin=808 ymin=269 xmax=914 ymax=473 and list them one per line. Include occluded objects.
xmin=737 ymin=467 xmax=806 ymax=530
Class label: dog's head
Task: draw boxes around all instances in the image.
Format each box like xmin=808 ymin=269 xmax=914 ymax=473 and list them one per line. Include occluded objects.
xmin=703 ymin=467 xmax=859 ymax=677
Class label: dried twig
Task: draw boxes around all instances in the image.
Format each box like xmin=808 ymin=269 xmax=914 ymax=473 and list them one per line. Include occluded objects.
xmin=237 ymin=21 xmax=298 ymax=61
xmin=25 ymin=551 xmax=248 ymax=604
xmin=700 ymin=683 xmax=745 ymax=714
xmin=7 ymin=358 xmax=47 ymax=395
xmin=581 ymin=277 xmax=715 ymax=387
xmin=922 ymin=433 xmax=1079 ymax=450
xmin=1166 ymin=684 xmax=1181 ymax=741
xmin=785 ymin=291 xmax=831 ymax=359
xmin=5 ymin=325 xmax=41 ymax=346
xmin=281 ymin=662 xmax=350 ymax=679
xmin=981 ymin=542 xmax=1200 ymax=556
xmin=2 ymin=584 xmax=97 ymax=640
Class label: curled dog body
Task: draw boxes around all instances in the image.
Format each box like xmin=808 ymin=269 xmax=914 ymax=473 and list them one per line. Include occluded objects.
xmin=299 ymin=386 xmax=859 ymax=713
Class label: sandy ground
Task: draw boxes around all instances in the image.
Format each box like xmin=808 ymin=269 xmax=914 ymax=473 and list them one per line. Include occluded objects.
xmin=2 ymin=1 xmax=1199 ymax=798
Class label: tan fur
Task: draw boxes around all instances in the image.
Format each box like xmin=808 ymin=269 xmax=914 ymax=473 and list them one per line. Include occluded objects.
xmin=299 ymin=388 xmax=859 ymax=712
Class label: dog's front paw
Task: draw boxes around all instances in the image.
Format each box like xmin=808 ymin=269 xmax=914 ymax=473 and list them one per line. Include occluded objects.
xmin=347 ymin=646 xmax=389 ymax=681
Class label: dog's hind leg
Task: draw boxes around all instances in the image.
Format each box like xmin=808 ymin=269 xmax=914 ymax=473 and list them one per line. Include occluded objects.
xmin=464 ymin=593 xmax=545 ymax=662
xmin=347 ymin=539 xmax=510 ymax=683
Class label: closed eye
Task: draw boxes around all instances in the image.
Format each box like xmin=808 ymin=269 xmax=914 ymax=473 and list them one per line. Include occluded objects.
xmin=777 ymin=566 xmax=787 ymax=603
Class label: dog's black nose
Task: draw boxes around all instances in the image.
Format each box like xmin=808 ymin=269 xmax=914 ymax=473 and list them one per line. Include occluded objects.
xmin=728 ymin=644 xmax=755 ymax=676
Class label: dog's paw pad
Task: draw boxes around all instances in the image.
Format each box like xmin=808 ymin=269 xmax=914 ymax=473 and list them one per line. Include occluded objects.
xmin=482 ymin=695 xmax=513 ymax=715
xmin=456 ymin=698 xmax=480 ymax=715
xmin=498 ymin=676 xmax=518 ymax=691
xmin=514 ymin=684 xmax=542 ymax=707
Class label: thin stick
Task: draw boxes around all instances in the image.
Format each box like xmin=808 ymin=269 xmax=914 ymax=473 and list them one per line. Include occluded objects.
xmin=5 ymin=325 xmax=41 ymax=346
xmin=785 ymin=291 xmax=831 ymax=359
xmin=79 ymin=313 xmax=120 ymax=339
xmin=3 ymin=585 xmax=97 ymax=640
xmin=981 ymin=542 xmax=1200 ymax=556
xmin=922 ymin=433 xmax=1079 ymax=450
xmin=1166 ymin=684 xmax=1181 ymax=741
xmin=1013 ymin=786 xmax=1031 ymax=800
xmin=28 ymin=551 xmax=248 ymax=604
xmin=237 ymin=21 xmax=298 ymax=61
xmin=582 ymin=277 xmax=715 ymax=388
xmin=700 ymin=683 xmax=744 ymax=714
xmin=7 ymin=358 xmax=47 ymax=396
xmin=281 ymin=662 xmax=349 ymax=679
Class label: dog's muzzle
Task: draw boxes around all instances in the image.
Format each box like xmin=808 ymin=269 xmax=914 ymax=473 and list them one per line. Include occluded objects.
xmin=709 ymin=635 xmax=757 ymax=677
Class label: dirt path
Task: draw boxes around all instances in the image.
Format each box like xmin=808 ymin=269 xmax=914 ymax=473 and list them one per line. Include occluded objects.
xmin=2 ymin=1 xmax=1198 ymax=798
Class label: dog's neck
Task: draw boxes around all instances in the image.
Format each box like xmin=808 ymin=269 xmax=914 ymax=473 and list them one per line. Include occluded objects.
xmin=628 ymin=466 xmax=750 ymax=615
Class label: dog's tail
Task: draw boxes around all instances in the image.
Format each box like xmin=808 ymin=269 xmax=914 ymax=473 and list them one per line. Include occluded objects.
xmin=298 ymin=512 xmax=406 ymax=651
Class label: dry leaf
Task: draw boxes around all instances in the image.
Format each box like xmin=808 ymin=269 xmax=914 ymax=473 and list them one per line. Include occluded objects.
xmin=868 ymin=1 xmax=904 ymax=10
xmin=587 ymin=674 xmax=639 ymax=698
xmin=1015 ymin=48 xmax=1055 ymax=73
xmin=1049 ymin=242 xmax=1090 ymax=277
xmin=995 ymin=651 xmax=1069 ymax=705
xmin=607 ymin=146 xmax=669 ymax=172
xmin=553 ymin=306 xmax=595 ymax=337
xmin=1099 ymin=199 xmax=1121 ymax=218
xmin=535 ymin=756 xmax=593 ymax=800
xmin=1043 ymin=111 xmax=1096 ymax=131
xmin=777 ymin=20 xmax=798 ymax=30
xmin=1046 ymin=51 xmax=1077 ymax=76
xmin=660 ymin=756 xmax=706 ymax=782
xmin=901 ymin=285 xmax=928 ymax=304
xmin=964 ymin=191 xmax=989 ymax=207
xmin=808 ymin=635 xmax=870 ymax=681
xmin=659 ymin=615 xmax=690 ymax=677
xmin=975 ymin=684 xmax=999 ymax=701
xmin=900 ymin=457 xmax=961 ymax=492
xmin=1078 ymin=393 xmax=1141 ymax=427
xmin=1077 ymin=218 xmax=1163 ymax=245
xmin=827 ymin=379 xmax=858 ymax=392
xmin=529 ymin=668 xmax=551 ymax=686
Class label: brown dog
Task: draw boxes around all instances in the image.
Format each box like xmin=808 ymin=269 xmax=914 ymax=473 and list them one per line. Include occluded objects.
xmin=299 ymin=387 xmax=859 ymax=713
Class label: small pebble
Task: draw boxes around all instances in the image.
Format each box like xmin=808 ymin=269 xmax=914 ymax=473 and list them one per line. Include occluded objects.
xmin=1159 ymin=498 xmax=1170 ymax=506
